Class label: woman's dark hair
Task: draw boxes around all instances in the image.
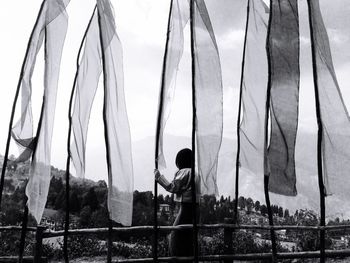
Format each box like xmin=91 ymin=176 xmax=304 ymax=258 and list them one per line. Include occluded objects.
xmin=175 ymin=148 xmax=192 ymax=169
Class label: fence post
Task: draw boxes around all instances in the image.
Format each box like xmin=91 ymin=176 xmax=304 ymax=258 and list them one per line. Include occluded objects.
xmin=34 ymin=226 xmax=45 ymax=263
xmin=224 ymin=218 xmax=234 ymax=263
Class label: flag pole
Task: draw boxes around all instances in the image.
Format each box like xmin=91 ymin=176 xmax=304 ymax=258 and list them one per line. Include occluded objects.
xmin=18 ymin=205 xmax=29 ymax=263
xmin=306 ymin=1 xmax=326 ymax=261
xmin=97 ymin=6 xmax=114 ymax=263
xmin=234 ymin=0 xmax=250 ymax=225
xmin=0 ymin=0 xmax=46 ymax=211
xmin=264 ymin=0 xmax=277 ymax=261
xmin=189 ymin=0 xmax=199 ymax=262
xmin=154 ymin=0 xmax=174 ymax=261
xmin=18 ymin=92 xmax=46 ymax=263
xmin=63 ymin=6 xmax=97 ymax=263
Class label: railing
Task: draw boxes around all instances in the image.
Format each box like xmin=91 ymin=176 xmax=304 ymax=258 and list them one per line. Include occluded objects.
xmin=2 ymin=224 xmax=350 ymax=262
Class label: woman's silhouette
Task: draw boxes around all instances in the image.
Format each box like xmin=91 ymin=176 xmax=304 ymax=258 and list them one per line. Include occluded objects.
xmin=154 ymin=148 xmax=200 ymax=257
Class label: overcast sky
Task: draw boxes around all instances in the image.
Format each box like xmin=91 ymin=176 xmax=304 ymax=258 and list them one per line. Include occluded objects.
xmin=2 ymin=0 xmax=350 ymax=216
xmin=0 ymin=0 xmax=249 ymax=175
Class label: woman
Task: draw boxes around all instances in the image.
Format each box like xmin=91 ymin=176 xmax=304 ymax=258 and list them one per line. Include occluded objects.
xmin=154 ymin=148 xmax=200 ymax=257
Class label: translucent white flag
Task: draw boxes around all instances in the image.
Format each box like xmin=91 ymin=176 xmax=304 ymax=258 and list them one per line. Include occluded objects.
xmin=156 ymin=0 xmax=189 ymax=169
xmin=70 ymin=0 xmax=133 ymax=226
xmin=308 ymin=0 xmax=350 ymax=196
xmin=11 ymin=0 xmax=69 ymax=223
xmin=267 ymin=0 xmax=300 ymax=196
xmin=97 ymin=0 xmax=134 ymax=226
xmin=193 ymin=0 xmax=223 ymax=196
xmin=156 ymin=0 xmax=223 ymax=196
xmin=70 ymin=9 xmax=102 ymax=179
xmin=238 ymin=0 xmax=269 ymax=181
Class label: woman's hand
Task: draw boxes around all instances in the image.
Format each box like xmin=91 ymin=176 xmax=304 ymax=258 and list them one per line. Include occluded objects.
xmin=154 ymin=169 xmax=161 ymax=181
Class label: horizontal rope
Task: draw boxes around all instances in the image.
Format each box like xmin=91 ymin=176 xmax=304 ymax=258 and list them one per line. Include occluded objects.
xmin=2 ymin=225 xmax=350 ymax=261
xmin=0 ymin=226 xmax=36 ymax=232
xmin=41 ymin=223 xmax=350 ymax=238
xmin=113 ymin=250 xmax=350 ymax=262
xmin=0 ymin=256 xmax=47 ymax=263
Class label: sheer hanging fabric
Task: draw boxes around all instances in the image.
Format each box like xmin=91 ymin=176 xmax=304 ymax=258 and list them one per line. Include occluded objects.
xmin=70 ymin=9 xmax=102 ymax=179
xmin=193 ymin=0 xmax=223 ymax=196
xmin=267 ymin=0 xmax=300 ymax=196
xmin=70 ymin=0 xmax=134 ymax=226
xmin=156 ymin=0 xmax=223 ymax=196
xmin=11 ymin=0 xmax=69 ymax=223
xmin=238 ymin=0 xmax=268 ymax=182
xmin=156 ymin=0 xmax=189 ymax=169
xmin=308 ymin=0 xmax=350 ymax=196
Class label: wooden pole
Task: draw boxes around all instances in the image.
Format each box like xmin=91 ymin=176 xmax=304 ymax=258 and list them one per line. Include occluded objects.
xmin=189 ymin=0 xmax=199 ymax=262
xmin=18 ymin=206 xmax=29 ymax=263
xmin=234 ymin=0 xmax=250 ymax=225
xmin=63 ymin=7 xmax=97 ymax=263
xmin=306 ymin=1 xmax=326 ymax=262
xmin=97 ymin=6 xmax=114 ymax=263
xmin=154 ymin=1 xmax=174 ymax=261
xmin=18 ymin=83 xmax=46 ymax=262
xmin=223 ymin=218 xmax=234 ymax=263
xmin=34 ymin=226 xmax=45 ymax=263
xmin=264 ymin=0 xmax=277 ymax=261
xmin=0 ymin=0 xmax=46 ymax=210
xmin=107 ymin=218 xmax=113 ymax=263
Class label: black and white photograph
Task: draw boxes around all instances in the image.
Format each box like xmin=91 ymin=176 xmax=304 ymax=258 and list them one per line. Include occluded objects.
xmin=1 ymin=0 xmax=350 ymax=262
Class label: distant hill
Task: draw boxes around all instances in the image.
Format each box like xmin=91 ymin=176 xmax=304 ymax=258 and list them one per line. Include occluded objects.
xmin=131 ymin=133 xmax=350 ymax=219
xmin=1 ymin=131 xmax=350 ymax=219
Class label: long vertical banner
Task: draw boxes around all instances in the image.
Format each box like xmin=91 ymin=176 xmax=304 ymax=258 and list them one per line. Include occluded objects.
xmin=267 ymin=0 xmax=300 ymax=196
xmin=155 ymin=0 xmax=222 ymax=197
xmin=307 ymin=0 xmax=350 ymax=197
xmin=70 ymin=0 xmax=134 ymax=226
xmin=193 ymin=0 xmax=223 ymax=197
xmin=238 ymin=0 xmax=268 ymax=180
xmin=155 ymin=0 xmax=189 ymax=169
xmin=8 ymin=0 xmax=70 ymax=223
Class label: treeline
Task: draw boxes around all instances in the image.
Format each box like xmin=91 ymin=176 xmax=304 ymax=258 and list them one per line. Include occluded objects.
xmin=0 ymin=171 xmax=302 ymax=228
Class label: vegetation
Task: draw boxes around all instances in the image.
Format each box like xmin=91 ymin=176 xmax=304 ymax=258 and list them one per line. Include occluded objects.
xmin=1 ymin=161 xmax=350 ymax=261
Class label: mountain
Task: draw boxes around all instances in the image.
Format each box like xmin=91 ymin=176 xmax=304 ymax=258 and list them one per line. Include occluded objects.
xmin=131 ymin=133 xmax=350 ymax=219
xmin=1 ymin=131 xmax=349 ymax=219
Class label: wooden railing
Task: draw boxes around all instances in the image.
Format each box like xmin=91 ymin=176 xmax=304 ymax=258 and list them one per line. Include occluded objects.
xmin=2 ymin=224 xmax=350 ymax=262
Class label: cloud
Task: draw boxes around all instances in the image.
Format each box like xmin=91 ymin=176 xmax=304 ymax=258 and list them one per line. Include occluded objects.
xmin=219 ymin=29 xmax=245 ymax=50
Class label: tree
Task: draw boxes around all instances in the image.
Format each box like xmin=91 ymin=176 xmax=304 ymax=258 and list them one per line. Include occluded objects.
xmin=278 ymin=207 xmax=284 ymax=218
xmin=246 ymin=198 xmax=254 ymax=214
xmin=294 ymin=209 xmax=299 ymax=219
xmin=54 ymin=189 xmax=66 ymax=210
xmin=271 ymin=205 xmax=279 ymax=215
xmin=200 ymin=195 xmax=217 ymax=224
xmin=50 ymin=177 xmax=64 ymax=193
xmin=82 ymin=187 xmax=99 ymax=211
xmin=94 ymin=186 xmax=107 ymax=204
xmin=12 ymin=186 xmax=25 ymax=204
xmin=157 ymin=194 xmax=164 ymax=204
xmin=238 ymin=196 xmax=245 ymax=210
xmin=284 ymin=209 xmax=290 ymax=218
xmin=260 ymin=205 xmax=268 ymax=216
xmin=97 ymin=180 xmax=107 ymax=188
xmin=220 ymin=195 xmax=225 ymax=204
xmin=79 ymin=206 xmax=92 ymax=227
xmin=47 ymin=177 xmax=63 ymax=208
xmin=1 ymin=199 xmax=23 ymax=225
xmin=254 ymin=201 xmax=260 ymax=212
xmin=70 ymin=190 xmax=81 ymax=213
xmin=90 ymin=207 xmax=109 ymax=227
xmin=132 ymin=191 xmax=154 ymax=225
